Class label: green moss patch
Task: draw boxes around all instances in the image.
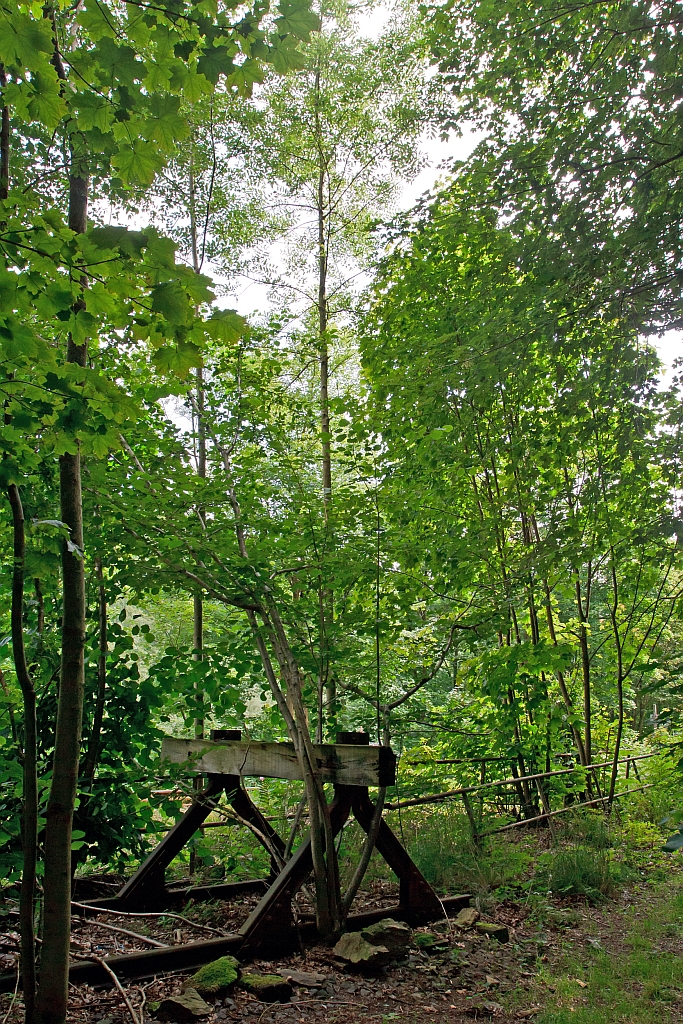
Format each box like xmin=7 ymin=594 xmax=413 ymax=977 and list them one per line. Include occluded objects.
xmin=187 ymin=956 xmax=240 ymax=997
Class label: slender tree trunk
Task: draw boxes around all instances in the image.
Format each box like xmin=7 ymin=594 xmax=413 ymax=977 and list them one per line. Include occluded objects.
xmin=82 ymin=559 xmax=107 ymax=787
xmin=35 ymin=164 xmax=88 ymax=1024
xmin=8 ymin=484 xmax=38 ymax=1024
xmin=540 ymin=576 xmax=588 ymax=765
xmin=314 ymin=66 xmax=335 ymax=733
xmin=607 ymin=552 xmax=624 ymax=806
xmin=3 ymin=79 xmax=37 ymax=1024
xmin=575 ymin=568 xmax=593 ymax=767
xmin=216 ymin=436 xmax=343 ymax=941
xmin=34 ymin=579 xmax=45 ymax=635
xmin=188 ymin=245 xmax=206 ymax=873
xmin=0 ymin=64 xmax=9 ymax=201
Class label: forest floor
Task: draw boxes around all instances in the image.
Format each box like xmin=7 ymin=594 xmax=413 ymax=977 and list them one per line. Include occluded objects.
xmin=2 ymin=839 xmax=682 ymax=1023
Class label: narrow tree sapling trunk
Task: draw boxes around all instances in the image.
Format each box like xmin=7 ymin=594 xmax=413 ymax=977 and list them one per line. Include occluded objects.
xmin=35 ymin=165 xmax=88 ymax=1024
xmin=8 ymin=484 xmax=38 ymax=1024
xmin=81 ymin=559 xmax=107 ymax=787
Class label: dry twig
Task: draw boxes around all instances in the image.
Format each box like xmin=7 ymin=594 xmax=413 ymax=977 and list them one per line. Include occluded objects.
xmin=73 ymin=916 xmax=168 ymax=948
xmin=70 ymin=952 xmax=140 ymax=1024
xmin=71 ymin=902 xmax=227 ymax=936
xmin=0 ymin=970 xmax=19 ymax=1024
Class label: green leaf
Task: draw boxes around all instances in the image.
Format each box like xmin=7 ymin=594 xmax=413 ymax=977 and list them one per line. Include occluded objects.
xmin=662 ymin=832 xmax=683 ymax=853
xmin=152 ymin=341 xmax=203 ymax=375
xmin=269 ymin=35 xmax=306 ymax=73
xmin=112 ymin=140 xmax=163 ymax=185
xmin=150 ymin=282 xmax=193 ymax=325
xmin=205 ymin=309 xmax=245 ymax=342
xmin=275 ymin=4 xmax=321 ymax=40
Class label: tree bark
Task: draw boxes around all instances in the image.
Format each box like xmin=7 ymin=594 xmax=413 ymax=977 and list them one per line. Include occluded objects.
xmin=8 ymin=484 xmax=38 ymax=1024
xmin=575 ymin=568 xmax=593 ymax=768
xmin=35 ymin=162 xmax=88 ymax=1024
xmin=82 ymin=559 xmax=107 ymax=787
xmin=607 ymin=552 xmax=624 ymax=806
xmin=0 ymin=64 xmax=9 ymax=201
xmin=314 ymin=65 xmax=335 ymax=732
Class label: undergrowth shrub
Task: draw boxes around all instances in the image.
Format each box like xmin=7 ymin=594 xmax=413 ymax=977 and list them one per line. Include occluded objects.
xmin=542 ymin=846 xmax=616 ymax=903
xmin=556 ymin=808 xmax=612 ymax=849
xmin=399 ymin=808 xmax=532 ymax=892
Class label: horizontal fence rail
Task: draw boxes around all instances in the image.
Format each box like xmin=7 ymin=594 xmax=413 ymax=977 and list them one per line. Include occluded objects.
xmin=385 ymin=751 xmax=663 ymax=842
xmin=385 ymin=753 xmax=658 ymax=811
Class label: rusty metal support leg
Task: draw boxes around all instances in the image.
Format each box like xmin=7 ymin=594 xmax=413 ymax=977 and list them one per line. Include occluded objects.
xmin=239 ymin=787 xmax=353 ymax=955
xmin=350 ymin=787 xmax=443 ymax=925
xmin=116 ymin=774 xmax=226 ymax=909
xmin=224 ymin=777 xmax=286 ymax=879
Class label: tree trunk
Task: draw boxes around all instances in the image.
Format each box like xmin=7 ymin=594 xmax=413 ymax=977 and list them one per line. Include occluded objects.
xmin=35 ymin=167 xmax=88 ymax=1024
xmin=575 ymin=568 xmax=593 ymax=770
xmin=189 ymin=359 xmax=206 ymax=875
xmin=607 ymin=553 xmax=624 ymax=806
xmin=82 ymin=559 xmax=107 ymax=787
xmin=216 ymin=435 xmax=343 ymax=941
xmin=8 ymin=484 xmax=38 ymax=1024
xmin=0 ymin=64 xmax=9 ymax=201
xmin=315 ymin=72 xmax=335 ymax=733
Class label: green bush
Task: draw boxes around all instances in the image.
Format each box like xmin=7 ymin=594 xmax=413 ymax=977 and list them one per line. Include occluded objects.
xmin=557 ymin=808 xmax=612 ymax=850
xmin=543 ymin=846 xmax=615 ymax=903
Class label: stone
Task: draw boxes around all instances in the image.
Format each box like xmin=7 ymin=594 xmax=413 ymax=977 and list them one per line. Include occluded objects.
xmin=475 ymin=922 xmax=509 ymax=943
xmin=285 ymin=971 xmax=327 ymax=987
xmin=333 ymin=930 xmax=391 ymax=966
xmin=361 ymin=918 xmax=412 ymax=956
xmin=186 ymin=956 xmax=240 ymax=997
xmin=239 ymin=973 xmax=293 ymax=1003
xmin=454 ymin=908 xmax=480 ymax=930
xmin=464 ymin=1002 xmax=504 ymax=1018
xmin=413 ymin=932 xmax=449 ymax=953
xmin=154 ymin=988 xmax=212 ymax=1021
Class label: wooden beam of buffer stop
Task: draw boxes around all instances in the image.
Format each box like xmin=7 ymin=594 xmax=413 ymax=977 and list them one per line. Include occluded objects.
xmin=161 ymin=736 xmax=397 ymax=787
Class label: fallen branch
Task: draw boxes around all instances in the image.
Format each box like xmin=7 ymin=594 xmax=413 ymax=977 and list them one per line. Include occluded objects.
xmin=1 ymin=969 xmax=19 ymax=1024
xmin=73 ymin=917 xmax=168 ymax=948
xmin=71 ymin=902 xmax=227 ymax=937
xmin=385 ymin=753 xmax=659 ymax=810
xmin=70 ymin=952 xmax=140 ymax=1024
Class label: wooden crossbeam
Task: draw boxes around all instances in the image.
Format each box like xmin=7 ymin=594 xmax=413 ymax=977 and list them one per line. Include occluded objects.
xmin=161 ymin=736 xmax=397 ymax=787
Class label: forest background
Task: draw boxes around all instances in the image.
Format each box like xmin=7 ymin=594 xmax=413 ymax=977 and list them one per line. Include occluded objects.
xmin=2 ymin=1 xmax=683 ymax=1022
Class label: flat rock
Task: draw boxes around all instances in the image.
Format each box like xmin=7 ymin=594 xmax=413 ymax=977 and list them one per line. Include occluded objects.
xmin=155 ymin=988 xmax=212 ymax=1021
xmin=186 ymin=956 xmax=240 ymax=997
xmin=464 ymin=1002 xmax=504 ymax=1018
xmin=455 ymin=908 xmax=481 ymax=930
xmin=333 ymin=931 xmax=391 ymax=965
xmin=240 ymin=973 xmax=292 ymax=1003
xmin=362 ymin=918 xmax=412 ymax=955
xmin=414 ymin=932 xmax=449 ymax=953
xmin=285 ymin=970 xmax=327 ymax=987
xmin=475 ymin=922 xmax=509 ymax=943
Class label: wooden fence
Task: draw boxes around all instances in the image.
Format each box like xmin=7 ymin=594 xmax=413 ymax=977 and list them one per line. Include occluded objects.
xmin=385 ymin=752 xmax=661 ymax=843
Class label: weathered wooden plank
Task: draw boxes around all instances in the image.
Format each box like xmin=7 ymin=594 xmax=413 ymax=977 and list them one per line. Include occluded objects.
xmin=161 ymin=737 xmax=396 ymax=787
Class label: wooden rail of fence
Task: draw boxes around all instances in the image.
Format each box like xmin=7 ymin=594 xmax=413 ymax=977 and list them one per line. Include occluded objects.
xmin=385 ymin=751 xmax=662 ymax=842
xmin=385 ymin=753 xmax=656 ymax=810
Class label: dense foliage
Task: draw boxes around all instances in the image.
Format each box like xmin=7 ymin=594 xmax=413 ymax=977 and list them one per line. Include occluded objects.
xmin=1 ymin=0 xmax=683 ymax=1019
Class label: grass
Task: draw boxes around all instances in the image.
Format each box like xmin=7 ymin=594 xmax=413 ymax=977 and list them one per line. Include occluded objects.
xmin=528 ymin=875 xmax=683 ymax=1023
xmin=542 ymin=845 xmax=617 ymax=902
